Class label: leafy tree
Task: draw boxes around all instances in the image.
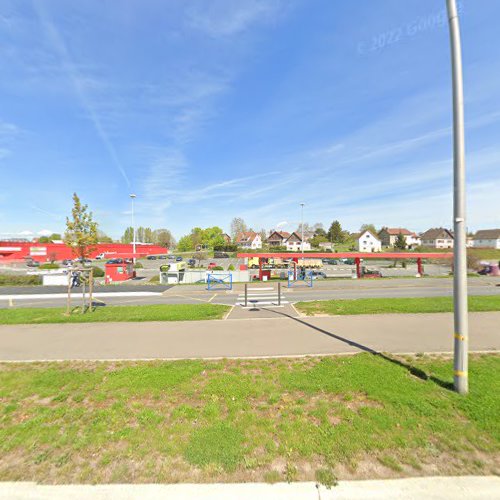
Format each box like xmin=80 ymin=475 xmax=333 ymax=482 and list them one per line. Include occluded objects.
xmin=314 ymin=227 xmax=327 ymax=237
xmin=37 ymin=236 xmax=50 ymax=243
xmin=144 ymin=227 xmax=154 ymax=243
xmin=360 ymin=224 xmax=378 ymax=235
xmin=310 ymin=234 xmax=329 ymax=248
xmin=97 ymin=230 xmax=113 ymax=243
xmin=328 ymin=220 xmax=345 ymax=243
xmin=153 ymin=228 xmax=175 ymax=248
xmin=49 ymin=233 xmax=62 ymax=240
xmin=177 ymin=235 xmax=195 ymax=252
xmin=64 ymin=193 xmax=98 ymax=260
xmin=230 ymin=217 xmax=248 ymax=240
xmin=201 ymin=226 xmax=225 ymax=248
xmin=136 ymin=226 xmax=145 ymax=243
xmin=121 ymin=226 xmax=134 ymax=244
xmin=394 ymin=232 xmax=407 ymax=250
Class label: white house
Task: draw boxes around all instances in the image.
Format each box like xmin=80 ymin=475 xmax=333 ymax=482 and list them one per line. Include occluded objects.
xmin=235 ymin=231 xmax=262 ymax=249
xmin=357 ymin=230 xmax=381 ymax=252
xmin=472 ymin=229 xmax=500 ymax=249
xmin=284 ymin=232 xmax=311 ymax=252
xmin=420 ymin=228 xmax=454 ymax=249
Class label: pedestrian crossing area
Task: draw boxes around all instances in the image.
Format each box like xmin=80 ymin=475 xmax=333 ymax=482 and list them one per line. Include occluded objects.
xmin=236 ymin=286 xmax=288 ymax=308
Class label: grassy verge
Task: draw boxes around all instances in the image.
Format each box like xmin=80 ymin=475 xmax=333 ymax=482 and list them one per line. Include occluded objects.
xmin=296 ymin=295 xmax=500 ymax=316
xmin=0 ymin=304 xmax=230 ymax=325
xmin=0 ymin=353 xmax=498 ymax=484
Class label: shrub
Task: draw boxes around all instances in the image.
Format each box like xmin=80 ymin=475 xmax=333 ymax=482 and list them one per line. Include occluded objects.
xmin=0 ymin=274 xmax=42 ymax=286
xmin=91 ymin=266 xmax=104 ymax=277
xmin=228 ymin=264 xmax=235 ymax=271
xmin=212 ymin=266 xmax=224 ymax=271
xmin=134 ymin=262 xmax=144 ymax=269
xmin=39 ymin=263 xmax=60 ymax=270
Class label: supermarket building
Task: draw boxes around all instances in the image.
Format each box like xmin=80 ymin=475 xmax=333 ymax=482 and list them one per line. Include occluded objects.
xmin=0 ymin=241 xmax=167 ymax=262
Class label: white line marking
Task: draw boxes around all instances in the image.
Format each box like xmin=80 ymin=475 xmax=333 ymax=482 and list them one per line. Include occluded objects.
xmin=0 ymin=292 xmax=162 ymax=300
xmin=236 ymin=301 xmax=290 ymax=306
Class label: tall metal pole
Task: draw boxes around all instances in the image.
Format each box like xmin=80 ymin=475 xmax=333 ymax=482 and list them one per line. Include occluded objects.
xmin=447 ymin=0 xmax=468 ymax=394
xmin=300 ymin=202 xmax=305 ymax=263
xmin=130 ymin=193 xmax=137 ymax=263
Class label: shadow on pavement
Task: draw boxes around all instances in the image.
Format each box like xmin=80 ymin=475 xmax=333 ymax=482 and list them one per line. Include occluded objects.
xmin=262 ymin=307 xmax=454 ymax=392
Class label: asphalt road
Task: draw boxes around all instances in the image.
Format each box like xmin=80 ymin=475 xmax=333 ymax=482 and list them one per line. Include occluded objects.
xmin=1 ymin=312 xmax=498 ymax=361
xmin=0 ymin=277 xmax=498 ymax=308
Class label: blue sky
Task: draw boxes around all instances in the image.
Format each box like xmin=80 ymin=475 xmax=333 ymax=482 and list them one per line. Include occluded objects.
xmin=1 ymin=0 xmax=499 ymax=240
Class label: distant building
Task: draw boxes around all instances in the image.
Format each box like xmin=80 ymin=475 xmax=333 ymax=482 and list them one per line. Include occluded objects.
xmin=421 ymin=228 xmax=454 ymax=249
xmin=378 ymin=227 xmax=421 ymax=249
xmin=356 ymin=230 xmax=381 ymax=252
xmin=266 ymin=231 xmax=290 ymax=247
xmin=472 ymin=229 xmax=500 ymax=249
xmin=318 ymin=241 xmax=334 ymax=251
xmin=235 ymin=231 xmax=262 ymax=249
xmin=222 ymin=233 xmax=231 ymax=244
xmin=284 ymin=232 xmax=311 ymax=252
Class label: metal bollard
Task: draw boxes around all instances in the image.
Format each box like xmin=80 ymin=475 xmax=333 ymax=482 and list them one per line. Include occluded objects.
xmin=244 ymin=283 xmax=248 ymax=307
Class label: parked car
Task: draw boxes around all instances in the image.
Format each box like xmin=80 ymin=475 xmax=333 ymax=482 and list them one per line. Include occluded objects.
xmin=167 ymin=255 xmax=176 ymax=260
xmin=342 ymin=258 xmax=355 ymax=265
xmin=26 ymin=260 xmax=39 ymax=267
xmin=106 ymin=258 xmax=125 ymax=264
xmin=214 ymin=252 xmax=229 ymax=258
xmin=75 ymin=257 xmax=92 ymax=264
xmin=310 ymin=270 xmax=327 ymax=279
xmin=175 ymin=256 xmax=183 ymax=262
xmin=362 ymin=267 xmax=382 ymax=278
xmin=207 ymin=262 xmax=217 ymax=270
xmin=62 ymin=259 xmax=73 ymax=266
xmin=158 ymin=255 xmax=167 ymax=260
xmin=323 ymin=258 xmax=338 ymax=265
xmin=147 ymin=255 xmax=157 ymax=260
xmin=95 ymin=253 xmax=106 ymax=260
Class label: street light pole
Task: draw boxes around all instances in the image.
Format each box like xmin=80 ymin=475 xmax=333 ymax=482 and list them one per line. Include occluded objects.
xmin=130 ymin=194 xmax=137 ymax=263
xmin=446 ymin=0 xmax=468 ymax=394
xmin=300 ymin=203 xmax=305 ymax=261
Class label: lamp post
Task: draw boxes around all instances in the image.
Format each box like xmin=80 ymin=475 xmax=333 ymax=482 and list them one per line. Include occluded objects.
xmin=300 ymin=203 xmax=305 ymax=261
xmin=446 ymin=0 xmax=468 ymax=394
xmin=130 ymin=194 xmax=137 ymax=263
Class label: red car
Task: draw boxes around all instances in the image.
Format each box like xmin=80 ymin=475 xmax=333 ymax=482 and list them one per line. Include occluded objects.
xmin=207 ymin=262 xmax=217 ymax=270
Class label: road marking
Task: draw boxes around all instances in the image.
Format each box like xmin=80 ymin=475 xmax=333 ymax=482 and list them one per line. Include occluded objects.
xmin=0 ymin=291 xmax=162 ymax=301
xmin=208 ymin=293 xmax=217 ymax=303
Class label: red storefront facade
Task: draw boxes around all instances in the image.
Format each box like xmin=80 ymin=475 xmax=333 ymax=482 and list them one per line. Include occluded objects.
xmin=0 ymin=242 xmax=168 ymax=262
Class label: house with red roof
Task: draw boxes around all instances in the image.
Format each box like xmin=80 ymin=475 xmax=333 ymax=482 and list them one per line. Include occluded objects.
xmin=378 ymin=227 xmax=421 ymax=249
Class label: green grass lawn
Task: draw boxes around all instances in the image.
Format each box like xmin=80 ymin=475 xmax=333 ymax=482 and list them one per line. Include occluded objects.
xmin=0 ymin=304 xmax=230 ymax=325
xmin=296 ymin=295 xmax=500 ymax=316
xmin=0 ymin=353 xmax=498 ymax=484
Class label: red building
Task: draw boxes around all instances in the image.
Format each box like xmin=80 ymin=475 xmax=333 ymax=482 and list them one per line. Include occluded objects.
xmin=0 ymin=241 xmax=168 ymax=262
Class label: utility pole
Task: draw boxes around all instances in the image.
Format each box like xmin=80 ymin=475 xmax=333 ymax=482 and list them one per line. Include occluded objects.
xmin=130 ymin=193 xmax=137 ymax=263
xmin=447 ymin=0 xmax=468 ymax=394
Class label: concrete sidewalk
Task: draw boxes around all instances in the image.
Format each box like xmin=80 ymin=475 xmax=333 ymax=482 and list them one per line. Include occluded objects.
xmin=1 ymin=476 xmax=499 ymax=499
xmin=0 ymin=312 xmax=498 ymax=361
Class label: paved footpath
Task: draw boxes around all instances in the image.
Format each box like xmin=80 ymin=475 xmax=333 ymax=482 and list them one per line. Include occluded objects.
xmin=0 ymin=312 xmax=498 ymax=361
xmin=1 ymin=476 xmax=499 ymax=499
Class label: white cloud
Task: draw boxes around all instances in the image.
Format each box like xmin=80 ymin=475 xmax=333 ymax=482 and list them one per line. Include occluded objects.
xmin=187 ymin=0 xmax=284 ymax=37
xmin=37 ymin=229 xmax=53 ymax=236
xmin=32 ymin=1 xmax=131 ymax=187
